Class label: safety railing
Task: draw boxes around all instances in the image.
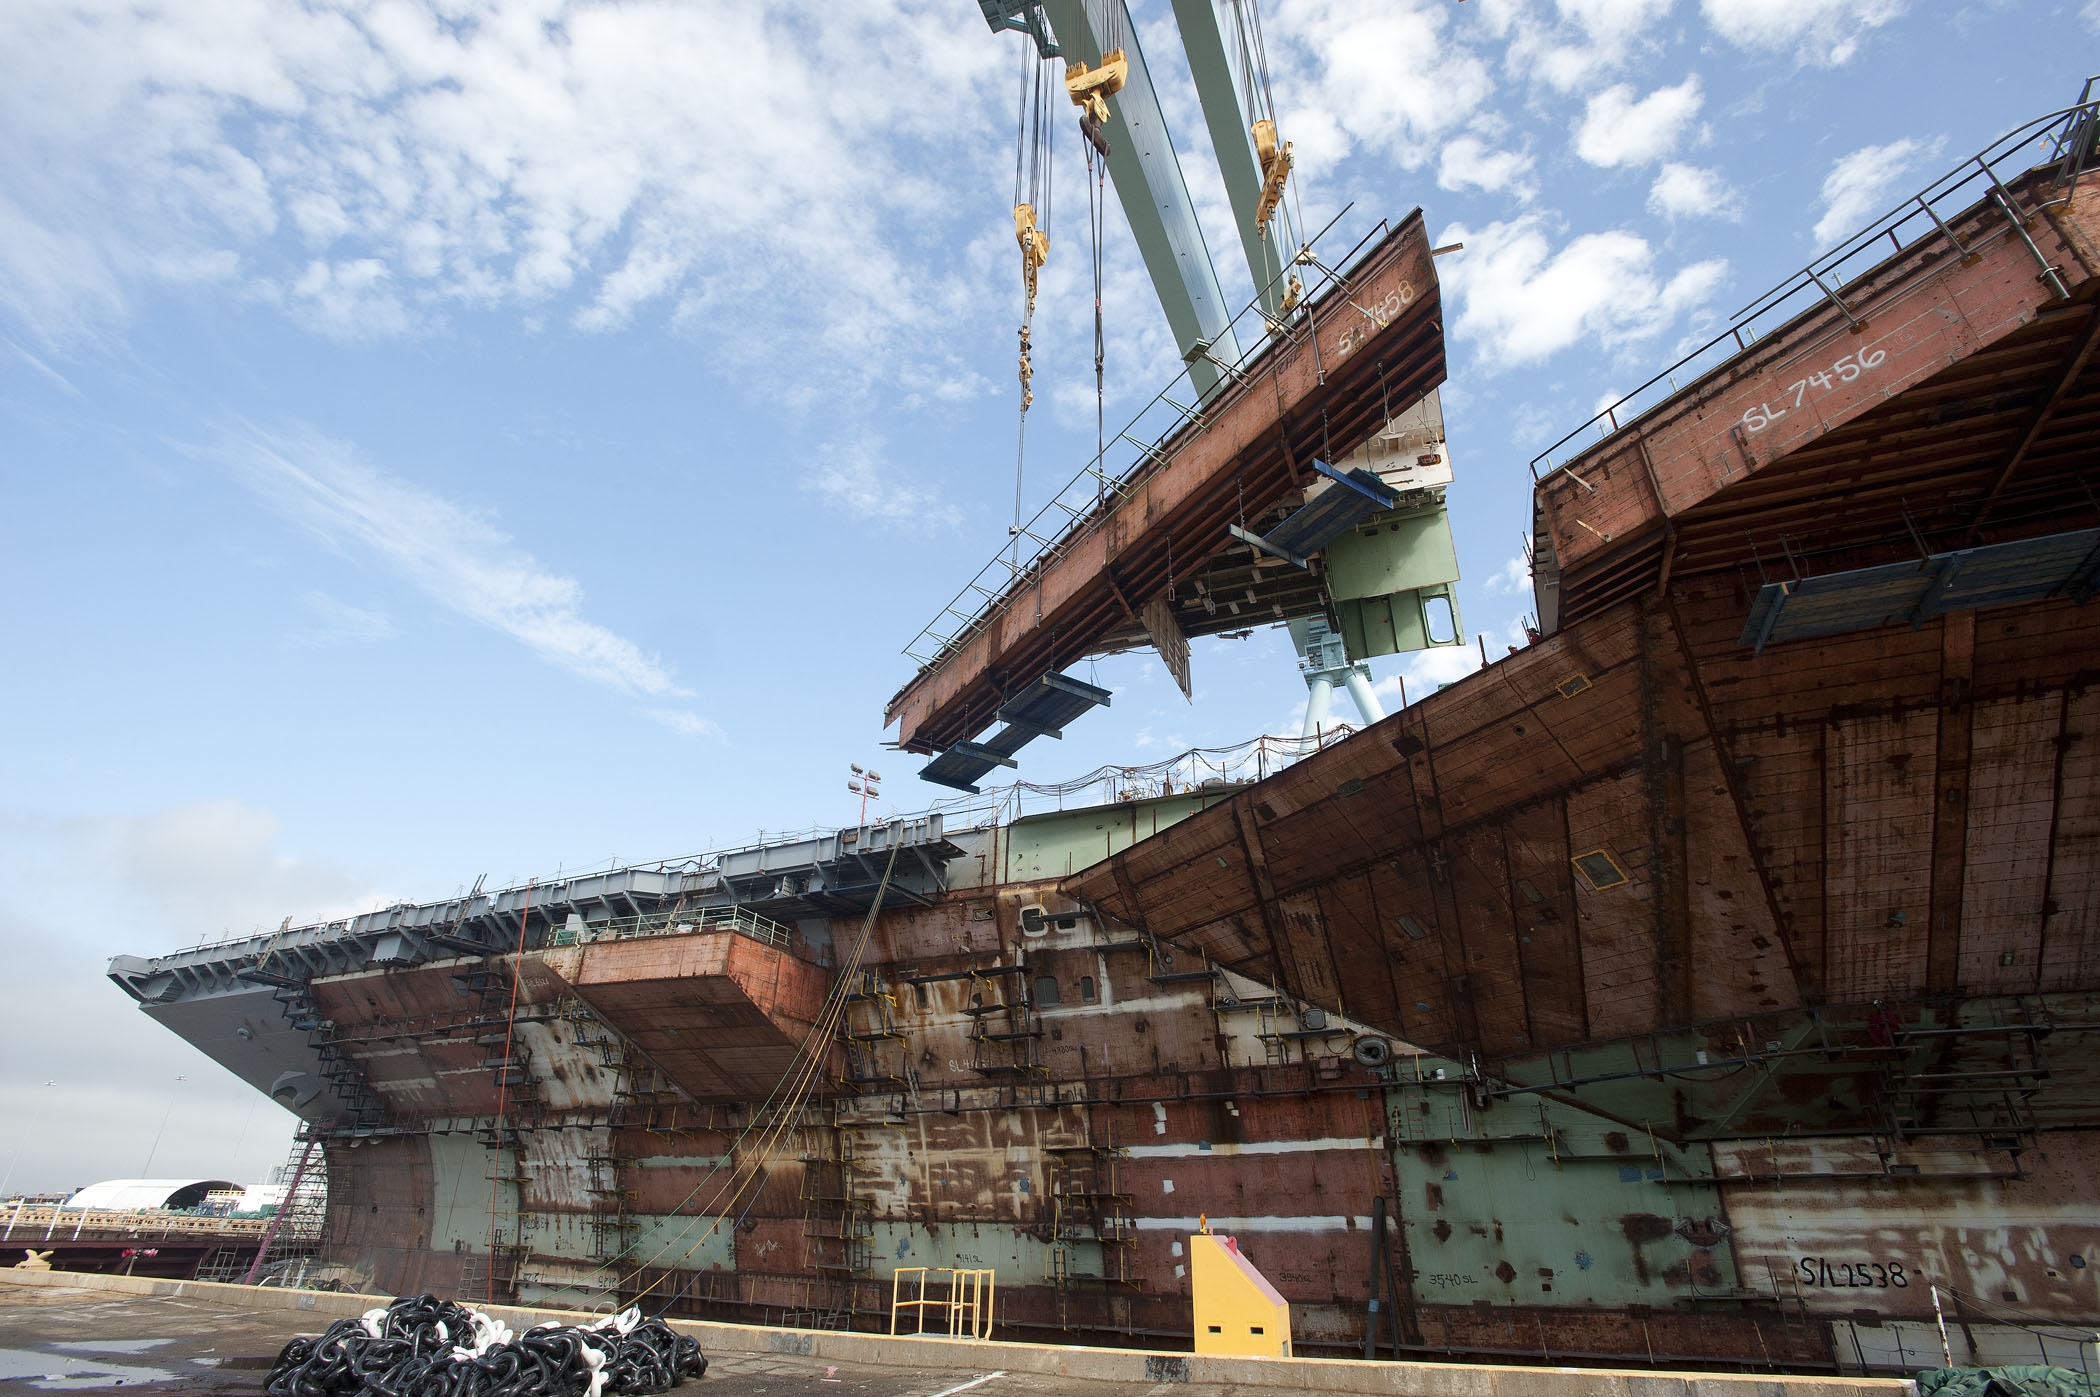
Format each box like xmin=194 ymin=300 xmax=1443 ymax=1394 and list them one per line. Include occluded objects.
xmin=890 ymin=1266 xmax=996 ymax=1340
xmin=917 ymin=723 xmax=1361 ymax=830
xmin=0 ymin=1204 xmax=274 ymax=1242
xmin=548 ymin=904 xmax=792 ymax=950
xmin=1530 ymin=86 xmax=2100 ymax=482
xmin=899 ymin=201 xmax=1389 ymax=671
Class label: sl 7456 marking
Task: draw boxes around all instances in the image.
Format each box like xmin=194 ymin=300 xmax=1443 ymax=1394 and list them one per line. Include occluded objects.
xmin=1739 ymin=344 xmax=1889 ymax=434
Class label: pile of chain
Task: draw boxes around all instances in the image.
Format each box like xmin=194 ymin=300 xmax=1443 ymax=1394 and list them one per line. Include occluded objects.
xmin=266 ymin=1293 xmax=706 ymax=1397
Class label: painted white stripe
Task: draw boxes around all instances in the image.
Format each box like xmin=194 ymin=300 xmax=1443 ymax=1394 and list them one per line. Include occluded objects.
xmin=1131 ymin=1215 xmax=1374 ymax=1233
xmin=1123 ymin=1135 xmax=1381 ymax=1159
xmin=925 ymin=1372 xmax=1004 ymax=1397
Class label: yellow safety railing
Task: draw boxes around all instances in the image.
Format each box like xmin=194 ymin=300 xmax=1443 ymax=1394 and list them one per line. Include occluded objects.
xmin=889 ymin=1266 xmax=996 ymax=1340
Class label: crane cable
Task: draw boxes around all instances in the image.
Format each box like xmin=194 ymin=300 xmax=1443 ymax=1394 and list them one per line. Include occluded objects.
xmin=1230 ymin=0 xmax=1305 ymax=316
xmin=525 ymin=840 xmax=906 ymax=1312
xmin=620 ymin=836 xmax=906 ymax=1311
xmin=1086 ymin=106 xmax=1107 ymax=504
xmin=1012 ymin=44 xmax=1056 ymax=574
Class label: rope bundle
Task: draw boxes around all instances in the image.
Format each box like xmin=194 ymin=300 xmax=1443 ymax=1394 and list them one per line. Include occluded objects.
xmin=265 ymin=1294 xmax=706 ymax=1397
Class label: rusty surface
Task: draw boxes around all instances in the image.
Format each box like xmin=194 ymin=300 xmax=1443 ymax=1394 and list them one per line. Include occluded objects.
xmin=885 ymin=213 xmax=1447 ymax=755
xmin=139 ymin=142 xmax=2100 ymax=1376
xmin=544 ymin=933 xmax=828 ymax=1102
xmin=1060 ymin=167 xmax=2100 ymax=1063
xmin=1540 ymin=172 xmax=2100 ymax=630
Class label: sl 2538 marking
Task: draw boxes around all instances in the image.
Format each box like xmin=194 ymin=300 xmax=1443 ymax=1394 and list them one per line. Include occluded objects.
xmin=1739 ymin=344 xmax=1889 ymax=434
xmin=1796 ymin=1257 xmax=1909 ymax=1288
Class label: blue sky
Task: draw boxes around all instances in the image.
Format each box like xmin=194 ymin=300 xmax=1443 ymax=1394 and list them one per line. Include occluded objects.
xmin=2 ymin=0 xmax=2092 ymax=1192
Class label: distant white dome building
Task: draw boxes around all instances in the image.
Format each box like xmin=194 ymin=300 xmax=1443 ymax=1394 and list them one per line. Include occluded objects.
xmin=61 ymin=1179 xmax=238 ymax=1211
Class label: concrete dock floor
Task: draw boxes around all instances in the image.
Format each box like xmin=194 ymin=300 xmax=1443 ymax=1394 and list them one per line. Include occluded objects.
xmin=0 ymin=1279 xmax=1176 ymax=1397
xmin=0 ymin=1269 xmax=1916 ymax=1397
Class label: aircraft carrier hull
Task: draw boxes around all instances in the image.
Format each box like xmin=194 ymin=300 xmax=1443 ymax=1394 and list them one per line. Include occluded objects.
xmin=109 ymin=106 xmax=2100 ymax=1374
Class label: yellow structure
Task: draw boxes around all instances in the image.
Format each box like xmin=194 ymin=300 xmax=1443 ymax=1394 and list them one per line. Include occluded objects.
xmin=1189 ymin=1227 xmax=1291 ymax=1357
xmin=890 ymin=1266 xmax=995 ymax=1340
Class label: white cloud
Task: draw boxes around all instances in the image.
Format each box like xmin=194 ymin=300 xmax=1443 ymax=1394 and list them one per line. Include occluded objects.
xmin=226 ymin=425 xmax=683 ymax=696
xmin=294 ymin=591 xmax=392 ymax=646
xmin=1574 ymin=76 xmax=1704 ymax=167
xmin=650 ymin=709 xmax=725 ymax=741
xmin=1648 ymin=162 xmax=1744 ymax=220
xmin=2087 ymin=0 xmax=2100 ymax=32
xmin=5 ymin=335 xmax=86 ymax=398
xmin=1812 ymin=137 xmax=1942 ymax=245
xmin=1268 ymin=0 xmax=1495 ymax=170
xmin=1496 ymin=0 xmax=1678 ymax=93
xmin=1484 ymin=554 xmax=1533 ymax=597
xmin=1438 ymin=136 xmax=1537 ymax=202
xmin=1439 ymin=214 xmax=1728 ymax=369
xmin=802 ymin=430 xmax=964 ymax=530
xmin=1701 ymin=0 xmax=1905 ymax=64
xmin=0 ymin=0 xmax=1009 ymax=395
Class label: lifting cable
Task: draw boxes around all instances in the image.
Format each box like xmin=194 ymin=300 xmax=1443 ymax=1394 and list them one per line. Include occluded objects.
xmin=1064 ymin=1 xmax=1125 ymax=506
xmin=1229 ymin=0 xmax=1305 ymax=317
xmin=1085 ymin=93 xmax=1107 ymax=503
xmin=1012 ymin=45 xmax=1056 ymax=573
xmin=529 ymin=835 xmax=907 ymax=1314
xmin=485 ymin=879 xmax=535 ymax=1269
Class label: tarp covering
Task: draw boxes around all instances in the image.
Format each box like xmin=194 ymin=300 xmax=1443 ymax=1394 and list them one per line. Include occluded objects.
xmin=62 ymin=1178 xmax=238 ymax=1211
xmin=1918 ymin=1367 xmax=2100 ymax=1397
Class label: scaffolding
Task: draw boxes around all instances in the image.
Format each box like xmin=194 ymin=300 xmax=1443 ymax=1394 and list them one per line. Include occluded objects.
xmin=890 ymin=1267 xmax=996 ymax=1339
xmin=1044 ymin=1121 xmax=1139 ymax=1330
xmin=837 ymin=971 xmax=912 ymax=1093
xmin=240 ymin=1132 xmax=330 ymax=1287
xmin=1874 ymin=1015 xmax=2049 ymax=1152
xmin=801 ymin=1117 xmax=876 ymax=1326
xmin=958 ymin=966 xmax=1044 ymax=1085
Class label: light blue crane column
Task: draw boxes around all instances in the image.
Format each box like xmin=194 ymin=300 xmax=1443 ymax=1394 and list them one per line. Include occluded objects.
xmin=1292 ymin=616 xmax=1383 ymax=742
xmin=1037 ymin=0 xmax=1242 ymax=399
xmin=1167 ymin=0 xmax=1294 ymax=324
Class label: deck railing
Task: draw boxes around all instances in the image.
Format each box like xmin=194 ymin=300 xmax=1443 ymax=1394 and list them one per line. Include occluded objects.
xmin=548 ymin=903 xmax=792 ymax=950
xmin=1531 ymin=87 xmax=2100 ymax=482
xmin=898 ymin=203 xmax=1385 ymax=671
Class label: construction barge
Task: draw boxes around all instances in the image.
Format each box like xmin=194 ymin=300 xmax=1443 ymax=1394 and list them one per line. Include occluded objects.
xmin=109 ymin=87 xmax=2100 ymax=1375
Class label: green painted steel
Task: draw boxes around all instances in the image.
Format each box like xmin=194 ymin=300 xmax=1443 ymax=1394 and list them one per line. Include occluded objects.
xmin=1386 ymin=1061 xmax=1738 ymax=1309
xmin=871 ymin=1218 xmax=1059 ymax=1288
xmin=427 ymin=1132 xmax=517 ymax=1256
xmin=1325 ymin=505 xmax=1461 ymax=603
xmin=1003 ymin=791 xmax=1231 ymax=883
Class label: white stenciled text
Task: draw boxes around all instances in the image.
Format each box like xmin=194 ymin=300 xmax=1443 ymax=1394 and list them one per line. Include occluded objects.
xmin=1740 ymin=345 xmax=1890 ymax=434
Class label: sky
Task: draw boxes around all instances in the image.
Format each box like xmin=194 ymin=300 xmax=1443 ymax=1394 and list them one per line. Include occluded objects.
xmin=1 ymin=0 xmax=2093 ymax=1195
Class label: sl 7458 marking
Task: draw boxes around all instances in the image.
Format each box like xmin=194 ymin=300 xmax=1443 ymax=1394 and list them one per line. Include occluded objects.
xmin=1739 ymin=344 xmax=1889 ymax=434
xmin=1333 ymin=282 xmax=1415 ymax=360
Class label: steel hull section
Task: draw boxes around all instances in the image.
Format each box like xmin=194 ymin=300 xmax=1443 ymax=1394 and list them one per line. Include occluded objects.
xmin=886 ymin=213 xmax=1447 ymax=755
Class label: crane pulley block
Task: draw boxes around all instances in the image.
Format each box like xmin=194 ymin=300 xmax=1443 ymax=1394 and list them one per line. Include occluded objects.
xmin=1014 ymin=202 xmax=1050 ymax=304
xmin=1252 ymin=119 xmax=1293 ymax=233
xmin=1065 ymin=49 xmax=1127 ymax=127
